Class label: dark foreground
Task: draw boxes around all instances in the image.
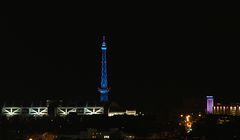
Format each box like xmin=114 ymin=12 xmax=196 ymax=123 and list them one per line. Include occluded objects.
xmin=188 ymin=115 xmax=240 ymax=140
xmin=0 ymin=114 xmax=186 ymax=140
xmin=2 ymin=114 xmax=240 ymax=139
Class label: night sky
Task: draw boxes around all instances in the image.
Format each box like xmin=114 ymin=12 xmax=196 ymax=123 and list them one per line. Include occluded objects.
xmin=1 ymin=5 xmax=240 ymax=114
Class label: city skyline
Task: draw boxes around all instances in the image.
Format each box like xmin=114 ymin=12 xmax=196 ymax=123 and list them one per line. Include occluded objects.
xmin=1 ymin=6 xmax=240 ymax=115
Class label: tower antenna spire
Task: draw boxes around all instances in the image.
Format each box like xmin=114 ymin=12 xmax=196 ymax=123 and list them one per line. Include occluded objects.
xmin=98 ymin=36 xmax=109 ymax=102
xmin=102 ymin=35 xmax=106 ymax=47
xmin=103 ymin=36 xmax=105 ymax=42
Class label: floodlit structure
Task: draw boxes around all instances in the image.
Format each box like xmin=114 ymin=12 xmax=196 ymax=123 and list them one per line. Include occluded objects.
xmin=98 ymin=36 xmax=110 ymax=102
xmin=108 ymin=110 xmax=137 ymax=117
xmin=29 ymin=107 xmax=48 ymax=117
xmin=57 ymin=107 xmax=77 ymax=116
xmin=2 ymin=107 xmax=48 ymax=117
xmin=206 ymin=96 xmax=214 ymax=114
xmin=2 ymin=107 xmax=22 ymax=117
xmin=1 ymin=106 xmax=104 ymax=117
xmin=57 ymin=106 xmax=104 ymax=116
xmin=84 ymin=107 xmax=104 ymax=115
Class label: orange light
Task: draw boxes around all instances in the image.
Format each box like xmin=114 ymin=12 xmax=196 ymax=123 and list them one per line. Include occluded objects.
xmin=186 ymin=122 xmax=192 ymax=128
xmin=186 ymin=115 xmax=190 ymax=122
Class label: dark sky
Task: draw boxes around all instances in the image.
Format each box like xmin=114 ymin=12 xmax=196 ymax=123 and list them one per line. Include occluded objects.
xmin=1 ymin=4 xmax=240 ymax=114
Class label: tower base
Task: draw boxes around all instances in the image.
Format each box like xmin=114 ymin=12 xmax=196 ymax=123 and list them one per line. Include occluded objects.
xmin=100 ymin=94 xmax=109 ymax=103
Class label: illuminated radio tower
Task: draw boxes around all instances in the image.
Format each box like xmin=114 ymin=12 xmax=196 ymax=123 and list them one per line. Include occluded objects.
xmin=98 ymin=36 xmax=110 ymax=102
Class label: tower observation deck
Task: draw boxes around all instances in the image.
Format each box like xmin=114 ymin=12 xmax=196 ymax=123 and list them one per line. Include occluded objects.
xmin=98 ymin=36 xmax=110 ymax=102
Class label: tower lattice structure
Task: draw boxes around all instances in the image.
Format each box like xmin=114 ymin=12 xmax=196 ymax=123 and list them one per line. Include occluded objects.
xmin=98 ymin=36 xmax=110 ymax=102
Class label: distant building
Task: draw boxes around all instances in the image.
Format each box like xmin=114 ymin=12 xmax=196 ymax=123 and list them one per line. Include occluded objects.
xmin=206 ymin=96 xmax=240 ymax=116
xmin=213 ymin=104 xmax=240 ymax=116
xmin=206 ymin=96 xmax=214 ymax=114
xmin=107 ymin=102 xmax=138 ymax=117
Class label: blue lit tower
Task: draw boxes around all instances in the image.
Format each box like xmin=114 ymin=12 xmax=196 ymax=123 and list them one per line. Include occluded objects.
xmin=98 ymin=36 xmax=110 ymax=102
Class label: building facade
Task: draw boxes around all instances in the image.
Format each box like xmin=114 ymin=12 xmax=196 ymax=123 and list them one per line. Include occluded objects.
xmin=206 ymin=96 xmax=240 ymax=116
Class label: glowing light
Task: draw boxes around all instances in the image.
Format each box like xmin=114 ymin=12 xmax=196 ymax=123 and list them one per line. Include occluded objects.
xmin=104 ymin=135 xmax=110 ymax=139
xmin=126 ymin=135 xmax=135 ymax=139
xmin=186 ymin=115 xmax=190 ymax=122
xmin=180 ymin=114 xmax=183 ymax=117
xmin=29 ymin=107 xmax=48 ymax=117
xmin=185 ymin=115 xmax=192 ymax=133
xmin=2 ymin=107 xmax=22 ymax=117
xmin=29 ymin=138 xmax=33 ymax=140
xmin=126 ymin=110 xmax=137 ymax=116
xmin=187 ymin=128 xmax=192 ymax=133
xmin=186 ymin=122 xmax=192 ymax=128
